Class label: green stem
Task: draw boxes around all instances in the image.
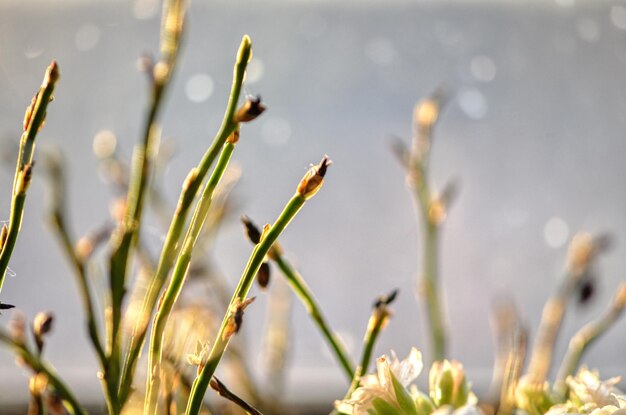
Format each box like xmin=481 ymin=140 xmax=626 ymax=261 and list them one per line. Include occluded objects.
xmin=144 ymin=142 xmax=235 ymax=414
xmin=185 ymin=194 xmax=308 ymax=415
xmin=411 ymin=157 xmax=446 ymax=361
xmin=272 ymin=255 xmax=355 ymax=380
xmin=118 ymin=36 xmax=252 ymax=404
xmin=49 ymin=212 xmax=116 ymax=413
xmin=333 ymin=305 xmax=389 ymax=415
xmin=0 ymin=331 xmax=86 ymax=415
xmin=527 ymin=270 xmax=585 ymax=384
xmin=0 ymin=61 xmax=59 ymax=295
xmin=554 ymin=282 xmax=626 ymax=396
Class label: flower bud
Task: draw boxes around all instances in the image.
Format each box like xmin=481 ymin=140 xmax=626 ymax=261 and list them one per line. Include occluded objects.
xmin=241 ymin=215 xmax=262 ymax=244
xmin=33 ymin=311 xmax=54 ymax=338
xmin=297 ymin=156 xmax=331 ymax=200
xmin=256 ymin=261 xmax=271 ymax=289
xmin=429 ymin=360 xmax=470 ymax=408
xmin=233 ymin=95 xmax=265 ymax=123
xmin=29 ymin=372 xmax=48 ymax=397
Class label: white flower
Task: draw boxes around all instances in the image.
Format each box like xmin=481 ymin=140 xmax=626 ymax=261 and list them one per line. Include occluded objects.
xmin=335 ymin=348 xmax=423 ymax=415
xmin=567 ymin=367 xmax=624 ymax=411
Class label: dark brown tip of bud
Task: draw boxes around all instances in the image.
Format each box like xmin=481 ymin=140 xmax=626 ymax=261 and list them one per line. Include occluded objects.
xmin=256 ymin=261 xmax=271 ymax=289
xmin=316 ymin=155 xmax=331 ymax=178
xmin=46 ymin=60 xmax=60 ymax=84
xmin=33 ymin=311 xmax=54 ymax=337
xmin=0 ymin=302 xmax=16 ymax=310
xmin=241 ymin=215 xmax=262 ymax=244
xmin=234 ymin=95 xmax=266 ymax=123
xmin=577 ymin=277 xmax=596 ymax=305
xmin=373 ymin=288 xmax=399 ymax=309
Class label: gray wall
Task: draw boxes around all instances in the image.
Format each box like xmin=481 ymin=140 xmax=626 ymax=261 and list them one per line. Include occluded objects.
xmin=1 ymin=0 xmax=625 ymax=408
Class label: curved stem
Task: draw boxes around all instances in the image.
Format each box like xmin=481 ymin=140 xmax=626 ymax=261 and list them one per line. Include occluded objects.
xmin=0 ymin=61 xmax=59 ymax=295
xmin=118 ymin=36 xmax=252 ymax=404
xmin=272 ymin=255 xmax=355 ymax=380
xmin=185 ymin=194 xmax=308 ymax=415
xmin=144 ymin=142 xmax=235 ymax=414
xmin=554 ymin=282 xmax=626 ymax=396
xmin=0 ymin=331 xmax=86 ymax=415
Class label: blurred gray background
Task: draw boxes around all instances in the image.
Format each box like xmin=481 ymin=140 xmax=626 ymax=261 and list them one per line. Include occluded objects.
xmin=1 ymin=0 xmax=626 ymax=410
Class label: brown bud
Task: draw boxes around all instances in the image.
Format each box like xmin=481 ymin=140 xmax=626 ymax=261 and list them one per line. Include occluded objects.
xmin=233 ymin=95 xmax=265 ymax=123
xmin=241 ymin=215 xmax=262 ymax=244
xmin=29 ymin=372 xmax=48 ymax=397
xmin=256 ymin=261 xmax=271 ymax=289
xmin=33 ymin=311 xmax=54 ymax=338
xmin=227 ymin=128 xmax=240 ymax=144
xmin=297 ymin=156 xmax=331 ymax=200
xmin=222 ymin=297 xmax=256 ymax=341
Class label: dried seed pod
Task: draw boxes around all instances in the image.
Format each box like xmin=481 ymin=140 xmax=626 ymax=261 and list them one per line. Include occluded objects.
xmin=233 ymin=95 xmax=265 ymax=123
xmin=33 ymin=311 xmax=55 ymax=338
xmin=222 ymin=297 xmax=256 ymax=341
xmin=256 ymin=261 xmax=271 ymax=289
xmin=297 ymin=156 xmax=331 ymax=200
xmin=241 ymin=215 xmax=262 ymax=244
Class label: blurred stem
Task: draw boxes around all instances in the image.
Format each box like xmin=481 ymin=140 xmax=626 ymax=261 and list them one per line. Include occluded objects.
xmin=332 ymin=302 xmax=390 ymax=415
xmin=185 ymin=188 xmax=315 ymax=415
xmin=0 ymin=61 xmax=59 ymax=296
xmin=554 ymin=282 xmax=626 ymax=396
xmin=272 ymin=254 xmax=355 ymax=380
xmin=210 ymin=377 xmax=264 ymax=415
xmin=144 ymin=142 xmax=236 ymax=414
xmin=0 ymin=331 xmax=85 ymax=415
xmin=118 ymin=35 xmax=252 ymax=404
xmin=526 ymin=236 xmax=600 ymax=386
xmin=404 ymin=95 xmax=449 ymax=363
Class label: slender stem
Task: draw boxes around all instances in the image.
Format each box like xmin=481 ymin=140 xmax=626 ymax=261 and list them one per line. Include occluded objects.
xmin=210 ymin=377 xmax=264 ymax=415
xmin=118 ymin=36 xmax=252 ymax=404
xmin=185 ymin=194 xmax=309 ymax=415
xmin=144 ymin=142 xmax=235 ymax=414
xmin=0 ymin=61 xmax=59 ymax=295
xmin=332 ymin=304 xmax=390 ymax=415
xmin=411 ymin=157 xmax=446 ymax=361
xmin=0 ymin=331 xmax=86 ymax=415
xmin=404 ymin=96 xmax=449 ymax=363
xmin=272 ymin=254 xmax=355 ymax=380
xmin=554 ymin=282 xmax=626 ymax=396
xmin=107 ymin=3 xmax=189 ymax=408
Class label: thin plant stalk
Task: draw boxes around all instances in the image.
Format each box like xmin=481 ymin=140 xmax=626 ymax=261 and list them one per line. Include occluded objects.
xmin=554 ymin=282 xmax=626 ymax=396
xmin=210 ymin=377 xmax=264 ymax=415
xmin=397 ymin=93 xmax=450 ymax=362
xmin=144 ymin=140 xmax=236 ymax=414
xmin=0 ymin=331 xmax=85 ymax=415
xmin=44 ymin=151 xmax=108 ymax=372
xmin=332 ymin=296 xmax=394 ymax=415
xmin=0 ymin=61 xmax=59 ymax=295
xmin=118 ymin=35 xmax=252 ymax=403
xmin=107 ymin=1 xmax=186 ymax=403
xmin=184 ymin=157 xmax=330 ymax=415
xmin=272 ymin=252 xmax=355 ymax=380
xmin=526 ymin=233 xmax=604 ymax=384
